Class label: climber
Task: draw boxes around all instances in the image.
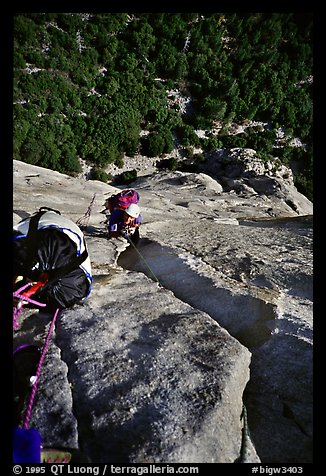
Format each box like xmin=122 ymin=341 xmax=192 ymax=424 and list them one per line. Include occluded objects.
xmin=107 ymin=203 xmax=141 ymax=243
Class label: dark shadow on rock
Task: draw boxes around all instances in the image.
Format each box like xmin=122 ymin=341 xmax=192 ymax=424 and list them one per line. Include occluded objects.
xmin=13 ymin=209 xmax=31 ymax=220
xmin=118 ymin=238 xmax=275 ymax=350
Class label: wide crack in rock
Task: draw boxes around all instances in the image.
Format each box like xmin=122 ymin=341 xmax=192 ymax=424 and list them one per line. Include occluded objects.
xmin=13 ymin=161 xmax=312 ymax=463
xmin=118 ymin=238 xmax=276 ymax=349
xmin=118 ymin=237 xmax=312 ymax=463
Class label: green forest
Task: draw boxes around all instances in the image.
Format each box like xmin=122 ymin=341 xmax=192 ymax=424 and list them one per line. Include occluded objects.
xmin=13 ymin=13 xmax=313 ymax=200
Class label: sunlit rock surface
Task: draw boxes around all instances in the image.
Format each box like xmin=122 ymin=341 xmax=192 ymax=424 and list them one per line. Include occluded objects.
xmin=13 ymin=157 xmax=312 ymax=463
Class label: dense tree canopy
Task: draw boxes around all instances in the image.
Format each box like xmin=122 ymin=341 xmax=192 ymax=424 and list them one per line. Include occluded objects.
xmin=13 ymin=12 xmax=313 ymax=200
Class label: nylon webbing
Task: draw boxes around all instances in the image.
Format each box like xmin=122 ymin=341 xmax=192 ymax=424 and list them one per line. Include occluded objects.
xmin=20 ymin=209 xmax=49 ymax=275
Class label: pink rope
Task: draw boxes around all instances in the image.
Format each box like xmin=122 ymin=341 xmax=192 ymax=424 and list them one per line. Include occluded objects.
xmin=14 ymin=281 xmax=34 ymax=294
xmin=13 ymin=297 xmax=47 ymax=330
xmin=23 ymin=308 xmax=60 ymax=430
xmin=13 ymin=306 xmax=23 ymax=330
xmin=13 ymin=281 xmax=60 ymax=428
xmin=14 ymin=293 xmax=47 ymax=307
xmin=13 ymin=283 xmax=47 ymax=330
xmin=13 ymin=282 xmax=35 ymax=329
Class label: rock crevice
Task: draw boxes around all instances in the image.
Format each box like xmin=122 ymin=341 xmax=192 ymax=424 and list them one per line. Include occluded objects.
xmin=13 ymin=159 xmax=312 ymax=463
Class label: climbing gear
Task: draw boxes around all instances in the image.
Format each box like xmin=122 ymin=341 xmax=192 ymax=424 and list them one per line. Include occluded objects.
xmin=120 ymin=230 xmax=129 ymax=240
xmin=13 ymin=295 xmax=74 ymax=464
xmin=13 ymin=299 xmax=60 ymax=463
xmin=76 ymin=193 xmax=97 ymax=231
xmin=237 ymin=404 xmax=252 ymax=463
xmin=13 ymin=207 xmax=92 ymax=309
xmin=23 ymin=307 xmax=60 ymax=430
xmin=13 ymin=344 xmax=41 ymax=428
xmin=13 ymin=300 xmax=73 ymax=463
xmin=13 ymin=279 xmax=47 ymax=330
xmin=13 ymin=207 xmax=91 ymax=463
xmin=125 ymin=234 xmax=161 ymax=285
xmin=105 ymin=189 xmax=139 ymax=213
xmin=125 ymin=203 xmax=140 ymax=218
xmin=41 ymin=448 xmax=72 ymax=463
xmin=13 ymin=427 xmax=42 ymax=463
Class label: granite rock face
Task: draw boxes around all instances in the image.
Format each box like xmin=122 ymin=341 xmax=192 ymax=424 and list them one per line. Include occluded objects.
xmin=13 ymin=155 xmax=312 ymax=463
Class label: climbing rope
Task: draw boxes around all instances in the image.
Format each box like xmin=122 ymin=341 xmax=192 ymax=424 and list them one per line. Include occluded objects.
xmin=125 ymin=234 xmax=162 ymax=286
xmin=126 ymin=235 xmax=253 ymax=464
xmin=13 ymin=281 xmax=47 ymax=330
xmin=76 ymin=193 xmax=96 ymax=231
xmin=13 ymin=284 xmax=64 ymax=462
xmin=23 ymin=307 xmax=60 ymax=430
xmin=13 ymin=281 xmax=60 ymax=429
xmin=13 ymin=284 xmax=75 ymax=464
